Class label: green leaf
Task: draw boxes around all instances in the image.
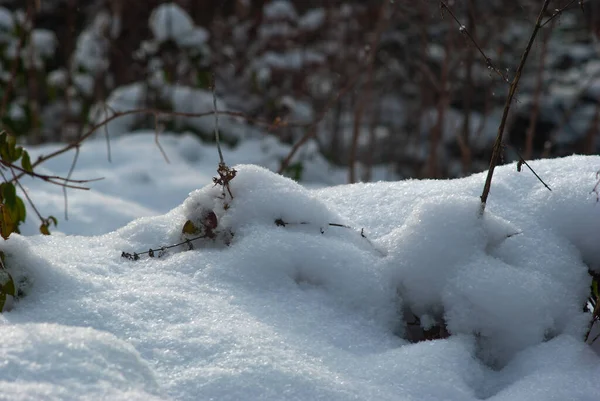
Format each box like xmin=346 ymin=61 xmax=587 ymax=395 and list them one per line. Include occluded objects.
xmin=1 ymin=183 xmax=16 ymax=208
xmin=48 ymin=215 xmax=58 ymax=226
xmin=21 ymin=150 xmax=32 ymax=173
xmin=1 ymin=205 xmax=15 ymax=239
xmin=283 ymin=161 xmax=304 ymax=182
xmin=0 ymin=270 xmax=15 ymax=296
xmin=5 ymin=134 xmax=15 ymax=149
xmin=0 ymin=144 xmax=9 ymax=162
xmin=10 ymin=146 xmax=22 ymax=162
xmin=196 ymin=70 xmax=211 ymax=89
xmin=15 ymin=196 xmax=26 ymax=222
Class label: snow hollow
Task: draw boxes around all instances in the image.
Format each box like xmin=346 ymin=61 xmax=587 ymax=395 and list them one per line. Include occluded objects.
xmin=1 ymin=133 xmax=600 ymax=400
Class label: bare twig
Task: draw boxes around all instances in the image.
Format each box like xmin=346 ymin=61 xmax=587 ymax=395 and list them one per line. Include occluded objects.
xmin=525 ymin=19 xmax=553 ymax=159
xmin=1 ymin=159 xmax=99 ymax=189
xmin=274 ymin=218 xmax=384 ymax=255
xmin=480 ymin=0 xmax=552 ymax=213
xmin=210 ymin=75 xmax=236 ymax=199
xmin=62 ymin=146 xmax=80 ymax=220
xmin=510 ymin=145 xmax=552 ymax=191
xmin=0 ymin=5 xmax=33 ymax=117
xmin=8 ymin=166 xmax=45 ymax=224
xmin=102 ymin=103 xmax=112 ymax=162
xmin=541 ymin=0 xmax=579 ymax=27
xmin=12 ymin=107 xmax=265 ymax=182
xmin=459 ymin=0 xmax=477 ymax=176
xmin=439 ymin=0 xmax=509 ymax=83
xmin=348 ymin=0 xmax=392 ymax=183
xmin=278 ymin=67 xmax=365 ymax=174
xmin=153 ymin=112 xmax=170 ymax=163
xmin=211 ymin=74 xmax=225 ymax=166
xmin=426 ymin=27 xmax=453 ymax=178
xmin=121 ymin=232 xmax=211 ymax=261
xmin=591 ymin=170 xmax=600 ymax=202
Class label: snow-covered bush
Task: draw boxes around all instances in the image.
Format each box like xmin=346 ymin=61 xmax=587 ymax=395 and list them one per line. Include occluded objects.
xmin=0 ymin=6 xmax=59 ymax=143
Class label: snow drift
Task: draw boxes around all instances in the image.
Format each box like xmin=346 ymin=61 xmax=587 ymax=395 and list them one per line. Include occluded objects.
xmin=1 ymin=155 xmax=600 ymax=400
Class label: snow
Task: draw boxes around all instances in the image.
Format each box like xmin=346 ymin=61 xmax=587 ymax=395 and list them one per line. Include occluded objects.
xmin=31 ymin=29 xmax=57 ymax=58
xmin=149 ymin=2 xmax=208 ymax=51
xmin=149 ymin=3 xmax=195 ymax=43
xmin=263 ymin=0 xmax=298 ymax=21
xmin=0 ymin=6 xmax=14 ymax=34
xmin=299 ymin=9 xmax=326 ymax=31
xmin=255 ymin=50 xmax=326 ymax=72
xmin=73 ymin=11 xmax=112 ymax=74
xmin=89 ymin=83 xmax=241 ymax=140
xmin=2 ymin=131 xmax=600 ymax=400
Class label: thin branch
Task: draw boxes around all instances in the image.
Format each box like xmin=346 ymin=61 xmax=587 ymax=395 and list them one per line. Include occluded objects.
xmin=12 ymin=107 xmax=266 ymax=182
xmin=510 ymin=145 xmax=552 ymax=191
xmin=9 ymin=166 xmax=45 ymax=223
xmin=102 ymin=103 xmax=112 ymax=163
xmin=0 ymin=5 xmax=33 ymax=117
xmin=439 ymin=0 xmax=509 ymax=83
xmin=591 ymin=170 xmax=600 ymax=202
xmin=348 ymin=0 xmax=392 ymax=183
xmin=153 ymin=112 xmax=170 ymax=163
xmin=62 ymin=146 xmax=80 ymax=220
xmin=121 ymin=232 xmax=211 ymax=261
xmin=278 ymin=68 xmax=365 ymax=174
xmin=541 ymin=0 xmax=578 ymax=27
xmin=525 ymin=18 xmax=553 ymax=159
xmin=211 ymin=73 xmax=225 ymax=166
xmin=274 ymin=218 xmax=384 ymax=255
xmin=480 ymin=0 xmax=552 ymax=213
xmin=1 ymin=159 xmax=98 ymax=189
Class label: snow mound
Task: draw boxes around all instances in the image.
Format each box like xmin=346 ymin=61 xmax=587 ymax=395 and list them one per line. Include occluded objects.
xmin=379 ymin=194 xmax=590 ymax=365
xmin=149 ymin=3 xmax=194 ymax=43
xmin=3 ymin=156 xmax=600 ymax=400
xmin=0 ymin=323 xmax=164 ymax=401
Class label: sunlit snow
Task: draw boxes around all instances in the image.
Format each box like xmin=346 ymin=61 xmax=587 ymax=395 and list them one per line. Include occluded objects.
xmin=1 ymin=132 xmax=599 ymax=400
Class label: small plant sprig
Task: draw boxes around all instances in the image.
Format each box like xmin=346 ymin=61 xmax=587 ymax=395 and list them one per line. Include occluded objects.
xmin=591 ymin=170 xmax=600 ymax=202
xmin=510 ymin=145 xmax=551 ymax=192
xmin=439 ymin=0 xmax=510 ymax=84
xmin=479 ymin=0 xmax=553 ymax=213
xmin=274 ymin=218 xmax=383 ymax=255
xmin=122 ymin=210 xmax=222 ymax=261
xmin=121 ymin=234 xmax=206 ymax=261
xmin=585 ymin=271 xmax=600 ymax=344
xmin=0 ymin=131 xmax=85 ymax=238
xmin=210 ymin=74 xmax=237 ymax=201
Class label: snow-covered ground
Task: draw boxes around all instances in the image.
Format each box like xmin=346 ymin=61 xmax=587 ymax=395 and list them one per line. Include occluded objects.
xmin=1 ymin=132 xmax=599 ymax=400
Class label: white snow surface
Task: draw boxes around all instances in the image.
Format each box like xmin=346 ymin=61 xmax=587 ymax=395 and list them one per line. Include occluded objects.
xmin=149 ymin=2 xmax=208 ymax=50
xmin=2 ymin=132 xmax=600 ymax=400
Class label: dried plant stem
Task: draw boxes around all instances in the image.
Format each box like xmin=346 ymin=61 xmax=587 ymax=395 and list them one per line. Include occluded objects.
xmin=348 ymin=0 xmax=392 ymax=183
xmin=541 ymin=0 xmax=579 ymax=28
xmin=439 ymin=0 xmax=509 ymax=83
xmin=0 ymin=5 xmax=33 ymax=117
xmin=480 ymin=0 xmax=552 ymax=213
xmin=525 ymin=20 xmax=553 ymax=159
xmin=12 ymin=107 xmax=260 ymax=183
xmin=211 ymin=74 xmax=225 ymax=166
xmin=278 ymin=69 xmax=364 ymax=174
